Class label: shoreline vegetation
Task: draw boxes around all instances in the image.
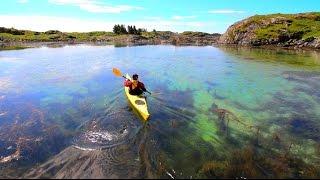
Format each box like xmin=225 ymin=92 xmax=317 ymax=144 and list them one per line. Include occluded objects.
xmin=0 ymin=12 xmax=320 ymax=51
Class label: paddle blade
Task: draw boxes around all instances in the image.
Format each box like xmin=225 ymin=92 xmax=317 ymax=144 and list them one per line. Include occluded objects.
xmin=112 ymin=68 xmax=122 ymax=77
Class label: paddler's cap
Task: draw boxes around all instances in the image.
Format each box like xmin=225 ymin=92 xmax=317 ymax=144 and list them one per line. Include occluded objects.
xmin=132 ymin=74 xmax=139 ymax=80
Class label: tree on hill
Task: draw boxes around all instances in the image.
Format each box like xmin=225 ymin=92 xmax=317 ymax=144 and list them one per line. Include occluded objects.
xmin=120 ymin=25 xmax=127 ymax=34
xmin=113 ymin=24 xmax=119 ymax=34
xmin=113 ymin=24 xmax=148 ymax=35
xmin=133 ymin=26 xmax=137 ymax=34
xmin=128 ymin=25 xmax=135 ymax=34
xmin=113 ymin=24 xmax=127 ymax=34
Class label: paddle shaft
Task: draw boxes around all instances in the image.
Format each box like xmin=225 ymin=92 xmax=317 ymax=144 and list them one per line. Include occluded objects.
xmin=145 ymin=90 xmax=152 ymax=95
xmin=121 ymin=75 xmax=128 ymax=79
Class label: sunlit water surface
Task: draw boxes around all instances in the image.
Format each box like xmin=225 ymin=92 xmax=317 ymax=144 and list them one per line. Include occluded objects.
xmin=0 ymin=45 xmax=320 ymax=178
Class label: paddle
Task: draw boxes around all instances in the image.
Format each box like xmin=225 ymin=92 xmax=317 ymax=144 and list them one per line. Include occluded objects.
xmin=112 ymin=67 xmax=127 ymax=79
xmin=112 ymin=68 xmax=152 ymax=95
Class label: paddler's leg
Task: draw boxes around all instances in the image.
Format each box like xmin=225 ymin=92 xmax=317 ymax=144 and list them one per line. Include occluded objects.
xmin=130 ymin=89 xmax=146 ymax=98
xmin=129 ymin=88 xmax=141 ymax=95
xmin=137 ymin=89 xmax=144 ymax=96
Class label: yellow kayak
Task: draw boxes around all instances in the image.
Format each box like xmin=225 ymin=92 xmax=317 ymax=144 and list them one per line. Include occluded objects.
xmin=124 ymin=74 xmax=150 ymax=121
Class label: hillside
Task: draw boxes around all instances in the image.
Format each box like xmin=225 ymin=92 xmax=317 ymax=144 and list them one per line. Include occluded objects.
xmin=219 ymin=12 xmax=320 ymax=49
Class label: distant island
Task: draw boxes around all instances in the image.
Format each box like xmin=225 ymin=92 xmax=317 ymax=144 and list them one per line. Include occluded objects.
xmin=0 ymin=25 xmax=221 ymax=50
xmin=1 ymin=12 xmax=320 ymax=50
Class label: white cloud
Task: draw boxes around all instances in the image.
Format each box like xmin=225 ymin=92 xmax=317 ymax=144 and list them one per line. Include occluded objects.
xmin=172 ymin=15 xmax=197 ymax=20
xmin=144 ymin=16 xmax=163 ymax=21
xmin=0 ymin=15 xmax=210 ymax=32
xmin=48 ymin=0 xmax=143 ymax=13
xmin=208 ymin=9 xmax=245 ymax=14
xmin=18 ymin=0 xmax=28 ymax=3
xmin=0 ymin=15 xmax=227 ymax=33
xmin=0 ymin=15 xmax=113 ymax=32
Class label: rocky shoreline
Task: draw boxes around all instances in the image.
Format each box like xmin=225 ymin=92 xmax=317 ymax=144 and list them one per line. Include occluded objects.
xmin=2 ymin=38 xmax=320 ymax=52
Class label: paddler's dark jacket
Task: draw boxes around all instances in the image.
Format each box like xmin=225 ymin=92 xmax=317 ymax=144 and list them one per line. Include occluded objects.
xmin=124 ymin=79 xmax=146 ymax=95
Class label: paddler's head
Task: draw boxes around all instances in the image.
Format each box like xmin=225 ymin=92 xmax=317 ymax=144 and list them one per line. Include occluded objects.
xmin=132 ymin=74 xmax=139 ymax=86
xmin=132 ymin=74 xmax=139 ymax=81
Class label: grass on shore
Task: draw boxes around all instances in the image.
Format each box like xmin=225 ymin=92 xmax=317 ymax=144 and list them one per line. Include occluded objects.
xmin=0 ymin=30 xmax=117 ymax=42
xmin=249 ymin=12 xmax=320 ymax=41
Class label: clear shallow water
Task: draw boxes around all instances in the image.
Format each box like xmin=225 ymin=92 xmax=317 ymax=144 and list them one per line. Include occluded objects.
xmin=0 ymin=45 xmax=320 ymax=178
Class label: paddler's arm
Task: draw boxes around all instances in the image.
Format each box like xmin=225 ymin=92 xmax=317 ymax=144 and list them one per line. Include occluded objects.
xmin=140 ymin=82 xmax=151 ymax=94
xmin=124 ymin=79 xmax=132 ymax=87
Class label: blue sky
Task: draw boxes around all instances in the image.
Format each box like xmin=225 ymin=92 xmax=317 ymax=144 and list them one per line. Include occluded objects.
xmin=0 ymin=0 xmax=319 ymax=33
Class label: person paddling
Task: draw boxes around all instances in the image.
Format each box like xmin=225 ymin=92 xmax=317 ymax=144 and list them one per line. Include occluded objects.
xmin=124 ymin=74 xmax=149 ymax=96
